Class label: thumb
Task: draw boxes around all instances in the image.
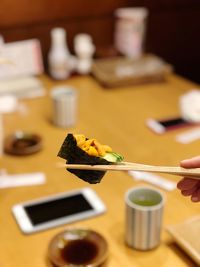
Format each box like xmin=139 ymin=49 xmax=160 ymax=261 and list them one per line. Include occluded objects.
xmin=180 ymin=156 xmax=200 ymax=168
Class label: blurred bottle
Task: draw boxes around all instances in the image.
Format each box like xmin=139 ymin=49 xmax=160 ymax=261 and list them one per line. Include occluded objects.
xmin=48 ymin=27 xmax=72 ymax=80
xmin=74 ymin=33 xmax=95 ymax=74
xmin=0 ymin=35 xmax=4 ymax=48
xmin=0 ymin=35 xmax=5 ymax=64
xmin=114 ymin=7 xmax=148 ymax=59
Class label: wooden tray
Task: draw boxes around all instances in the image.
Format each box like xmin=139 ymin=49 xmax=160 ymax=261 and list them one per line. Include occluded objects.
xmin=91 ymin=54 xmax=173 ymax=88
xmin=166 ymin=216 xmax=200 ymax=265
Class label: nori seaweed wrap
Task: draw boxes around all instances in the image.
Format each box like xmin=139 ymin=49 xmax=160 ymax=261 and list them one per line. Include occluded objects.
xmin=58 ymin=133 xmax=111 ymax=184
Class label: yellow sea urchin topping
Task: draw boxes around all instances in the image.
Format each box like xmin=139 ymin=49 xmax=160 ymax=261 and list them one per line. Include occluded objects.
xmin=74 ymin=134 xmax=86 ymax=147
xmin=74 ymin=134 xmax=112 ymax=157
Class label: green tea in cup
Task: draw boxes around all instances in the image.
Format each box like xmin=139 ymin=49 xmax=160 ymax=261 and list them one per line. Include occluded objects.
xmin=130 ymin=188 xmax=162 ymax=206
xmin=125 ymin=186 xmax=165 ymax=250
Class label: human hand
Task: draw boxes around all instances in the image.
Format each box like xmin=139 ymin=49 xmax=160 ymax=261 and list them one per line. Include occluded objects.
xmin=177 ymin=156 xmax=200 ymax=202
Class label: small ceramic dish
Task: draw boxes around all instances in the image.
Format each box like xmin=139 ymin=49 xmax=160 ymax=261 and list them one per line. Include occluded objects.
xmin=4 ymin=131 xmax=42 ymax=156
xmin=48 ymin=228 xmax=108 ymax=267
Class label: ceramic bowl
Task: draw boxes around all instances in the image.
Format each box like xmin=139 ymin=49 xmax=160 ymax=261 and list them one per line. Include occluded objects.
xmin=4 ymin=131 xmax=42 ymax=156
xmin=48 ymin=228 xmax=108 ymax=267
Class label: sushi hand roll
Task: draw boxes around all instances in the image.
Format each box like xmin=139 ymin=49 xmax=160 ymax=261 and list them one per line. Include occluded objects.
xmin=58 ymin=133 xmax=123 ymax=184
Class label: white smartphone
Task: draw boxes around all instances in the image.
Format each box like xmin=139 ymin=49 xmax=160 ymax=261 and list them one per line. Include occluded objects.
xmin=12 ymin=187 xmax=106 ymax=234
xmin=146 ymin=117 xmax=192 ymax=134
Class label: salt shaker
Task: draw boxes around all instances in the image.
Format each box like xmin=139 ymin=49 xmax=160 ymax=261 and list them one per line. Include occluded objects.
xmin=74 ymin=33 xmax=95 ymax=74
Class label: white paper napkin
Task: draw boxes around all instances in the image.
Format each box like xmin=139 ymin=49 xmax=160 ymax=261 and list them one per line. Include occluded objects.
xmin=180 ymin=89 xmax=200 ymax=123
xmin=0 ymin=172 xmax=46 ymax=188
xmin=176 ymin=127 xmax=200 ymax=144
xmin=128 ymin=170 xmax=176 ymax=191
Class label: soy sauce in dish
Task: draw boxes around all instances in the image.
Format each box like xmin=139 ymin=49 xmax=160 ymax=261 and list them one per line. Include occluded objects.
xmin=13 ymin=138 xmax=37 ymax=148
xmin=60 ymin=239 xmax=98 ymax=264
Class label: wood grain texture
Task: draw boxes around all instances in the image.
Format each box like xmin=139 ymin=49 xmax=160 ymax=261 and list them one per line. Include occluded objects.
xmin=0 ymin=74 xmax=199 ymax=267
xmin=167 ymin=216 xmax=200 ymax=266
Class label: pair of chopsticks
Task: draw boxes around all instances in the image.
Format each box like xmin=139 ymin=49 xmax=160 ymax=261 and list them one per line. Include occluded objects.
xmin=57 ymin=161 xmax=200 ymax=180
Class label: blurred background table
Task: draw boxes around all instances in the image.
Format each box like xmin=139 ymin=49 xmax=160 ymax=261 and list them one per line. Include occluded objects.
xmin=0 ymin=73 xmax=199 ymax=267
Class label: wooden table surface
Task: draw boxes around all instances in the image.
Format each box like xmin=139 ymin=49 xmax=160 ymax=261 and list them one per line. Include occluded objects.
xmin=0 ymin=74 xmax=200 ymax=267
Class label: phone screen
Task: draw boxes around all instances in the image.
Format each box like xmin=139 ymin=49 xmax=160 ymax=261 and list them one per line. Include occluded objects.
xmin=146 ymin=117 xmax=192 ymax=134
xmin=158 ymin=118 xmax=188 ymax=128
xmin=24 ymin=194 xmax=93 ymax=225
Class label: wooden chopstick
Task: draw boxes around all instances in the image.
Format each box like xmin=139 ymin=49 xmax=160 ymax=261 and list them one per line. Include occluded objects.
xmin=57 ymin=162 xmax=200 ymax=180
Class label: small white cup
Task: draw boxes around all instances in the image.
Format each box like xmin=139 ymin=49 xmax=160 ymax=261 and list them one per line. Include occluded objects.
xmin=125 ymin=186 xmax=165 ymax=251
xmin=51 ymin=86 xmax=77 ymax=128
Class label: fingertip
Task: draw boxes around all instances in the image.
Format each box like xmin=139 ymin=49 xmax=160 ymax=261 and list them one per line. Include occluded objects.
xmin=180 ymin=159 xmax=189 ymax=165
xmin=191 ymin=196 xmax=199 ymax=202
xmin=181 ymin=190 xmax=191 ymax=196
xmin=180 ymin=159 xmax=192 ymax=167
xmin=177 ymin=182 xmax=182 ymax=190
